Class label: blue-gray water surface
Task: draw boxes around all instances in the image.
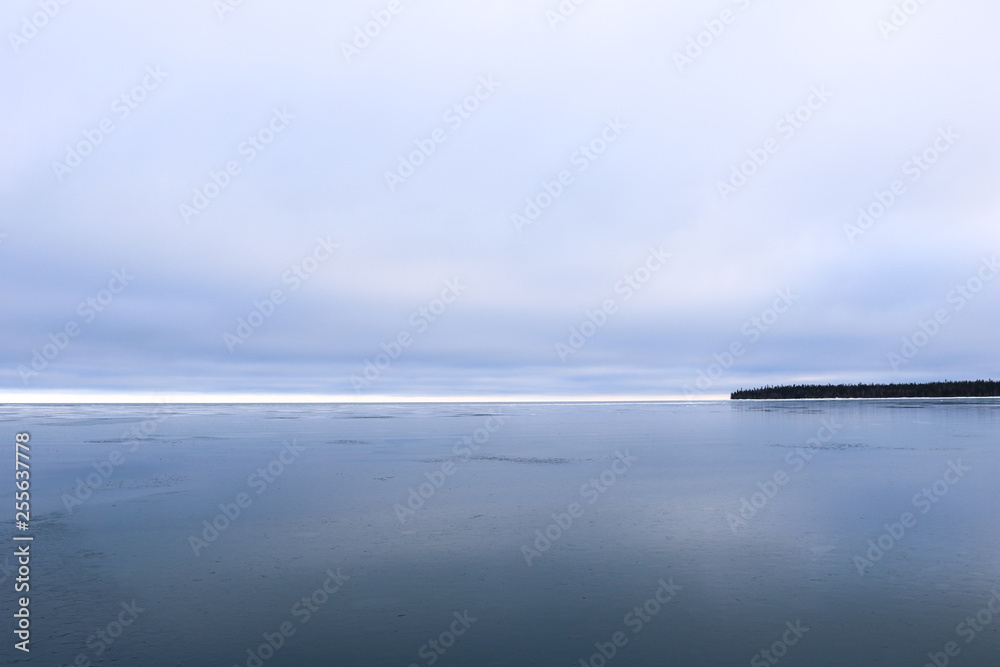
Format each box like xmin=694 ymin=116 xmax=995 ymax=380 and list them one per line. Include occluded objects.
xmin=1 ymin=400 xmax=997 ymax=666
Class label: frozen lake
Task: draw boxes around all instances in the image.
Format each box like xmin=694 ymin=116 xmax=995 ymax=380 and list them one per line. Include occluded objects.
xmin=2 ymin=400 xmax=998 ymax=665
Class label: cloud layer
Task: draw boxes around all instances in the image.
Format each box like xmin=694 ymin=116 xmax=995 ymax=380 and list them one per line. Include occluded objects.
xmin=3 ymin=0 xmax=998 ymax=398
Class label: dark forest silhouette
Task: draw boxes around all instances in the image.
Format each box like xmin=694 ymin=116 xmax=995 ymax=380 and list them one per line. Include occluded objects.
xmin=730 ymin=380 xmax=1000 ymax=399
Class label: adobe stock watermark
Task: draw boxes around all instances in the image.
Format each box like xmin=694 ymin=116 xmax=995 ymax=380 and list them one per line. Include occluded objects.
xmin=233 ymin=568 xmax=349 ymax=667
xmin=545 ymin=0 xmax=591 ymax=30
xmin=512 ymin=117 xmax=625 ymax=233
xmin=60 ymin=599 xmax=144 ymax=666
xmin=750 ymin=619 xmax=810 ymax=667
xmin=920 ymin=586 xmax=1000 ymax=667
xmin=224 ymin=236 xmax=339 ymax=352
xmin=684 ymin=288 xmax=797 ymax=396
xmin=7 ymin=0 xmax=73 ymax=55
xmin=214 ymin=0 xmax=248 ymax=21
xmin=407 ymin=610 xmax=477 ymax=667
xmin=61 ymin=402 xmax=171 ymax=513
xmin=887 ymin=255 xmax=997 ymax=371
xmin=575 ymin=577 xmax=681 ymax=667
xmin=673 ymin=0 xmax=760 ymax=74
xmin=877 ymin=0 xmax=934 ymax=40
xmin=51 ymin=65 xmax=167 ymax=182
xmin=179 ymin=107 xmax=294 ymax=222
xmin=726 ymin=416 xmax=842 ymax=533
xmin=717 ymin=85 xmax=832 ymax=201
xmin=188 ymin=440 xmax=305 ymax=556
xmin=17 ymin=268 xmax=134 ymax=384
xmin=350 ymin=278 xmax=467 ymax=391
xmin=341 ymin=0 xmax=411 ymax=63
xmin=844 ymin=126 xmax=958 ymax=244
xmin=556 ymin=246 xmax=670 ymax=361
xmin=521 ymin=450 xmax=637 ymax=566
xmin=384 ymin=75 xmax=500 ymax=192
xmin=394 ymin=413 xmax=506 ymax=525
xmin=853 ymin=458 xmax=970 ymax=576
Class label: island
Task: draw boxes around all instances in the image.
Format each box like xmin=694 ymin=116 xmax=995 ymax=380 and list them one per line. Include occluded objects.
xmin=730 ymin=380 xmax=1000 ymax=400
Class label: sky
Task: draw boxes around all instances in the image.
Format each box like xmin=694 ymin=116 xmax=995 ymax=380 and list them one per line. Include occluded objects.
xmin=2 ymin=0 xmax=998 ymax=401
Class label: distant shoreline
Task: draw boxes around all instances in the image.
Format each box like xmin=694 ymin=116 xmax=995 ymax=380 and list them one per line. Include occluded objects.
xmin=731 ymin=380 xmax=1000 ymax=400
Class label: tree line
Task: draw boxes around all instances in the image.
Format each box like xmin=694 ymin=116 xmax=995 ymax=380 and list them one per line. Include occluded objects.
xmin=730 ymin=380 xmax=1000 ymax=399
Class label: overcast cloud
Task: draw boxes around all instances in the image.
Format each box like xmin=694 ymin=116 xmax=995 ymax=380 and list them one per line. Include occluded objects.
xmin=2 ymin=0 xmax=998 ymax=399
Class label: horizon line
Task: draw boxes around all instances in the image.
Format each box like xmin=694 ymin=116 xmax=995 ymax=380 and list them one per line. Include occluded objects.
xmin=0 ymin=390 xmax=731 ymax=404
